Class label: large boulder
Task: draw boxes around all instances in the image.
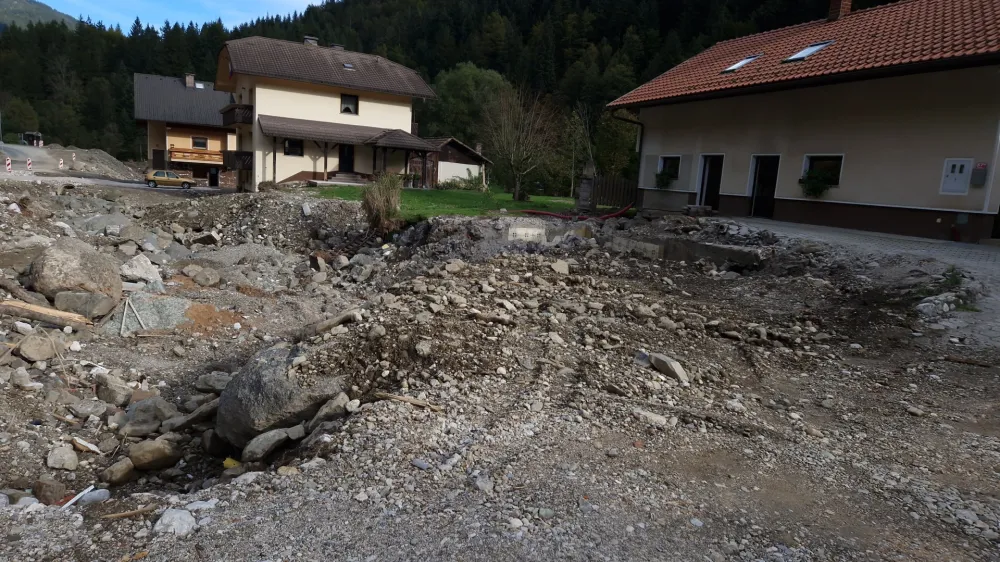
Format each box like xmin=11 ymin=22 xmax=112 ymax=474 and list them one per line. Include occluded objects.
xmin=216 ymin=344 xmax=345 ymax=448
xmin=54 ymin=291 xmax=116 ymax=320
xmin=27 ymin=238 xmax=122 ymax=302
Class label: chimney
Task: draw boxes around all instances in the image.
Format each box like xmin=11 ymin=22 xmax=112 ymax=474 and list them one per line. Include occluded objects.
xmin=184 ymin=73 xmax=195 ymax=88
xmin=411 ymin=122 xmax=419 ymax=136
xmin=330 ymin=43 xmax=345 ymax=50
xmin=304 ymin=35 xmax=318 ymax=46
xmin=475 ymin=143 xmax=483 ymax=154
xmin=828 ymin=0 xmax=851 ymax=21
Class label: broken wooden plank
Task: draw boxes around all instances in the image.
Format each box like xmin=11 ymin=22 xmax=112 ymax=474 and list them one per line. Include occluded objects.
xmin=944 ymin=355 xmax=994 ymax=369
xmin=0 ymin=299 xmax=92 ymax=331
xmin=374 ymin=391 xmax=444 ymax=412
xmin=100 ymin=505 xmax=158 ymax=520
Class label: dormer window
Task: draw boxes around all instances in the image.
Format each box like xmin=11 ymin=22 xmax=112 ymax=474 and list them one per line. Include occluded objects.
xmin=785 ymin=41 xmax=834 ymax=62
xmin=722 ymin=55 xmax=760 ymax=73
xmin=341 ymin=94 xmax=359 ymax=115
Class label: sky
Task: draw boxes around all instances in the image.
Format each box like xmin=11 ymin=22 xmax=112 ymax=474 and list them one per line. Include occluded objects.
xmin=44 ymin=0 xmax=317 ymax=30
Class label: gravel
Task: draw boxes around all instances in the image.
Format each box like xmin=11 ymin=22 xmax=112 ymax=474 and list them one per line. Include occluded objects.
xmin=0 ymin=182 xmax=997 ymax=561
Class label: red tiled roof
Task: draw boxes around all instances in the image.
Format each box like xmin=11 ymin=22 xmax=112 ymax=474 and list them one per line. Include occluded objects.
xmin=609 ymin=0 xmax=1000 ymax=108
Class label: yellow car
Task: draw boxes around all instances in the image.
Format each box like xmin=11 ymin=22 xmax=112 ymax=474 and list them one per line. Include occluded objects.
xmin=145 ymin=170 xmax=193 ymax=189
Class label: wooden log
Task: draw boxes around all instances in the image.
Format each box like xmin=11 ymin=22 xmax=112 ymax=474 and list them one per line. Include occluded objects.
xmin=0 ymin=299 xmax=92 ymax=330
xmin=374 ymin=392 xmax=444 ymax=412
xmin=0 ymin=278 xmax=47 ymax=306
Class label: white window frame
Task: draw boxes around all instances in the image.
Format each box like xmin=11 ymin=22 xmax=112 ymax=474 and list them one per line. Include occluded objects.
xmin=657 ymin=154 xmax=682 ymax=178
xmin=341 ymin=94 xmax=359 ymax=115
xmin=801 ymin=154 xmax=845 ymax=186
xmin=939 ymin=157 xmax=974 ymax=196
xmin=786 ymin=41 xmax=834 ymax=62
xmin=722 ymin=54 xmax=761 ymax=73
xmin=746 ymin=154 xmax=782 ymax=196
xmin=695 ymin=153 xmax=725 ymax=206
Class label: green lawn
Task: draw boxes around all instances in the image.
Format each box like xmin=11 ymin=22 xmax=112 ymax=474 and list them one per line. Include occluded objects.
xmin=315 ymin=186 xmax=576 ymax=221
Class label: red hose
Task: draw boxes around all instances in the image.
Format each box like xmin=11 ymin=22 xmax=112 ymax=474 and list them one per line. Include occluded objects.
xmin=596 ymin=203 xmax=633 ymax=220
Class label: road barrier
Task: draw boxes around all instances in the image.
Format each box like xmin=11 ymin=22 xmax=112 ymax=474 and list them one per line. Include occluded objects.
xmin=26 ymin=158 xmax=32 ymax=171
xmin=59 ymin=158 xmax=64 ymax=170
xmin=4 ymin=157 xmax=10 ymax=172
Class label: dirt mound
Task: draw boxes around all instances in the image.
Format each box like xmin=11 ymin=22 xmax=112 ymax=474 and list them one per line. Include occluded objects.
xmin=44 ymin=147 xmax=141 ymax=181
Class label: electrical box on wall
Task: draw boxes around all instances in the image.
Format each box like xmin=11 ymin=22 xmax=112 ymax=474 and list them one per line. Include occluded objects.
xmin=971 ymin=162 xmax=988 ymax=187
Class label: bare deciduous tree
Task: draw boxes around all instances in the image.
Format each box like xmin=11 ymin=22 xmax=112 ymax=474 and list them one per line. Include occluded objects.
xmin=482 ymin=88 xmax=557 ymax=201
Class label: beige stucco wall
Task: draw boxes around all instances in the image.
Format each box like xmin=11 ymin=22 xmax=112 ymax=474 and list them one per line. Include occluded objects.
xmin=637 ymin=66 xmax=1000 ymax=214
xmin=146 ymin=121 xmax=166 ymax=160
xmin=254 ymin=78 xmax=412 ymax=130
xmin=439 ymin=161 xmax=482 ymax=183
xmin=166 ymin=126 xmax=227 ymax=151
xmin=257 ymin=141 xmax=410 ymax=183
xmin=239 ymin=75 xmax=414 ymax=187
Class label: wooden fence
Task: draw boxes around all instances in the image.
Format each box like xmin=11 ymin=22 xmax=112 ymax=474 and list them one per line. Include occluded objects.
xmin=591 ymin=175 xmax=638 ymax=208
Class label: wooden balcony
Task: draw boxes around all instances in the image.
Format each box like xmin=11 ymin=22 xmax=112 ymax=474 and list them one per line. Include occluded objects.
xmin=223 ymin=150 xmax=253 ymax=170
xmin=222 ymin=104 xmax=254 ymax=127
xmin=169 ymin=148 xmax=223 ymax=165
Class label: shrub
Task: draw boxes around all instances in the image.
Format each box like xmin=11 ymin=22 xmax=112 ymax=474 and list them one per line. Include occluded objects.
xmin=439 ymin=170 xmax=487 ymax=192
xmin=655 ymin=171 xmax=674 ymax=190
xmin=362 ymin=173 xmax=403 ymax=233
xmin=799 ymin=169 xmax=837 ymax=198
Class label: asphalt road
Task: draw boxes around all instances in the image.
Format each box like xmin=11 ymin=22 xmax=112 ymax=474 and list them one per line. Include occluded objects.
xmin=0 ymin=142 xmax=55 ymax=168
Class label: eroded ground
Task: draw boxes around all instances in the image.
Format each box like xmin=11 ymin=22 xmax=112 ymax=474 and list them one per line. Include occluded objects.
xmin=0 ymin=179 xmax=997 ymax=562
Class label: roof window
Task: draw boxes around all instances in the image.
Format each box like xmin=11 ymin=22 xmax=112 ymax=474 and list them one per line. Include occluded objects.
xmin=343 ymin=63 xmax=355 ymax=70
xmin=722 ymin=54 xmax=760 ymax=73
xmin=785 ymin=41 xmax=833 ymax=62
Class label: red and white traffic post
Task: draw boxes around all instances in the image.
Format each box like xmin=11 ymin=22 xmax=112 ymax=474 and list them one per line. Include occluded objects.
xmin=26 ymin=158 xmax=32 ymax=171
xmin=4 ymin=157 xmax=10 ymax=172
xmin=58 ymin=158 xmax=64 ymax=170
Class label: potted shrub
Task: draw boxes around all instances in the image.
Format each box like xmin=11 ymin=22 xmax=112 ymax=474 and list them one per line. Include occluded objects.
xmin=798 ymin=169 xmax=838 ymax=198
xmin=655 ymin=171 xmax=675 ymax=190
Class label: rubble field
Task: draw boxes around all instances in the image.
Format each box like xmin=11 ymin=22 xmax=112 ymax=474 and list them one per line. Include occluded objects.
xmin=0 ymin=178 xmax=997 ymax=562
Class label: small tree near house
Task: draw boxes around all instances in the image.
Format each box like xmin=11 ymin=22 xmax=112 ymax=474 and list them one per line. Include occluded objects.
xmin=482 ymin=88 xmax=557 ymax=201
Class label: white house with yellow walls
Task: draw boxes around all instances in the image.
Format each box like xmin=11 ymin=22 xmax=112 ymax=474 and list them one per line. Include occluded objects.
xmin=214 ymin=36 xmax=438 ymax=192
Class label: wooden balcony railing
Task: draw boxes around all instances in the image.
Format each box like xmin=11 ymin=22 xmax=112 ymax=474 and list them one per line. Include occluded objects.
xmin=222 ymin=104 xmax=254 ymax=127
xmin=223 ymin=150 xmax=253 ymax=170
xmin=169 ymin=149 xmax=223 ymax=164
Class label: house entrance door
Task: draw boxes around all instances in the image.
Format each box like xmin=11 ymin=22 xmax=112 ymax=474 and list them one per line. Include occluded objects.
xmin=698 ymin=155 xmax=724 ymax=210
xmin=750 ymin=155 xmax=780 ymax=218
xmin=339 ymin=145 xmax=355 ymax=173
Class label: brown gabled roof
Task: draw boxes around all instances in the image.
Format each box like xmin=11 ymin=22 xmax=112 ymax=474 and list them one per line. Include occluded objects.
xmin=224 ymin=36 xmax=436 ymax=100
xmin=257 ymin=115 xmax=438 ymax=152
xmin=134 ymin=74 xmax=232 ymax=127
xmin=609 ymin=0 xmax=1000 ymax=108
xmin=423 ymin=137 xmax=492 ymax=165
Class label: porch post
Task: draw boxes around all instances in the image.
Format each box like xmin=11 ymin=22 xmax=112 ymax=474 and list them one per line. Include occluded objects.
xmin=272 ymin=138 xmax=277 ymax=183
xmin=371 ymin=146 xmax=377 ymax=174
xmin=404 ymin=150 xmax=410 ymax=175
xmin=323 ymin=142 xmax=328 ymax=180
xmin=381 ymin=147 xmax=387 ymax=173
xmin=421 ymin=151 xmax=428 ymax=189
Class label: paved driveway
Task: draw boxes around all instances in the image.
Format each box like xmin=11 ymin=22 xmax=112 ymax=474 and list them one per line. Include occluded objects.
xmin=734 ymin=218 xmax=1000 ymax=349
xmin=736 ymin=218 xmax=1000 ymax=281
